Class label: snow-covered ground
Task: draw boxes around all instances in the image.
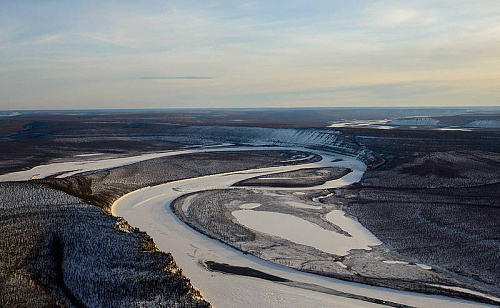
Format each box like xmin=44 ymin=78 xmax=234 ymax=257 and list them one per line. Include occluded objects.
xmin=467 ymin=120 xmax=500 ymax=128
xmin=0 ymin=112 xmax=21 ymax=117
xmin=327 ymin=117 xmax=500 ymax=130
xmin=387 ymin=117 xmax=442 ymax=126
xmin=284 ymin=201 xmax=322 ymax=209
xmin=0 ymin=150 xmax=184 ymax=181
xmin=328 ymin=119 xmax=390 ymax=128
xmin=1 ymin=144 xmax=495 ymax=306
xmin=111 ymin=146 xmax=495 ymax=308
xmin=0 ymin=144 xmax=236 ymax=182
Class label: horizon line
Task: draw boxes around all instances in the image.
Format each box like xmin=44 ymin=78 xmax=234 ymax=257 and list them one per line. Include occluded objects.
xmin=1 ymin=106 xmax=500 ymax=113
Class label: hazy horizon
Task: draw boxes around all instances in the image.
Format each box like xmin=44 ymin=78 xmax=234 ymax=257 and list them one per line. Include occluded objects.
xmin=1 ymin=1 xmax=499 ymax=110
xmin=2 ymin=106 xmax=500 ymax=114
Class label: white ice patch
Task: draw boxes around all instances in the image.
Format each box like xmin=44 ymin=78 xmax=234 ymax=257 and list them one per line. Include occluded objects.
xmin=240 ymin=203 xmax=261 ymax=209
xmin=428 ymin=284 xmax=500 ymax=303
xmin=233 ymin=210 xmax=380 ymax=256
xmin=437 ymin=128 xmax=472 ymax=131
xmin=0 ymin=112 xmax=20 ymax=117
xmin=313 ymin=192 xmax=334 ymax=203
xmin=74 ymin=153 xmax=104 ymax=157
xmin=416 ymin=263 xmax=432 ymax=270
xmin=325 ymin=210 xmax=382 ymax=249
xmin=281 ymin=154 xmax=317 ymax=163
xmin=328 ymin=120 xmax=389 ymax=128
xmin=388 ymin=117 xmax=442 ymax=126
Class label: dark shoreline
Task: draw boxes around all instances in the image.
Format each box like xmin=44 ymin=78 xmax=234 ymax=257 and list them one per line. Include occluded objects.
xmin=233 ymin=167 xmax=352 ymax=188
xmin=203 ymin=260 xmax=415 ymax=308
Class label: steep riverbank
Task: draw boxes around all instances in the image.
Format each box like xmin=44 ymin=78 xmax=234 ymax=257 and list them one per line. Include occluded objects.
xmin=0 ymin=149 xmax=316 ymax=307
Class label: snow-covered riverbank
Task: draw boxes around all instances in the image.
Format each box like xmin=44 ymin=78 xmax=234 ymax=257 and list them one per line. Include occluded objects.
xmin=112 ymin=146 xmax=495 ymax=308
xmin=1 ymin=143 xmax=495 ymax=306
xmin=0 ymin=144 xmax=235 ymax=182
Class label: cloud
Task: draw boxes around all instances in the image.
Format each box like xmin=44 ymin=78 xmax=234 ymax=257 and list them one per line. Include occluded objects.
xmin=366 ymin=4 xmax=439 ymax=28
xmin=230 ymin=81 xmax=456 ymax=102
xmin=0 ymin=33 xmax=65 ymax=50
xmin=138 ymin=76 xmax=214 ymax=80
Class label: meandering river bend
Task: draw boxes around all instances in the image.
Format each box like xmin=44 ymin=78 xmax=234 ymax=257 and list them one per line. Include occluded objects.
xmin=111 ymin=146 xmax=493 ymax=308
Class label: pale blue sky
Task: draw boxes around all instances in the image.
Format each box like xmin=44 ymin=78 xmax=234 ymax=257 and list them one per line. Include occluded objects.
xmin=0 ymin=0 xmax=499 ymax=110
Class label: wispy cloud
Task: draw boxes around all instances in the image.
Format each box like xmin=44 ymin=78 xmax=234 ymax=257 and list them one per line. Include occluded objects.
xmin=0 ymin=33 xmax=65 ymax=50
xmin=230 ymin=81 xmax=457 ymax=102
xmin=365 ymin=3 xmax=439 ymax=28
xmin=138 ymin=76 xmax=214 ymax=80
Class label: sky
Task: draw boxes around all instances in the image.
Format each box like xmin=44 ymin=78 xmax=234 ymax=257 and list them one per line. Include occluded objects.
xmin=0 ymin=0 xmax=499 ymax=110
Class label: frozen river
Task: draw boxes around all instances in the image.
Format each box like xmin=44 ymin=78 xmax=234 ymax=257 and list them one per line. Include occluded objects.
xmin=0 ymin=145 xmax=495 ymax=307
xmin=109 ymin=146 xmax=495 ymax=308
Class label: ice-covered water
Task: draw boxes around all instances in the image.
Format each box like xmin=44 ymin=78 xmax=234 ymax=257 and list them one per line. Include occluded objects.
xmin=233 ymin=209 xmax=377 ymax=256
xmin=325 ymin=210 xmax=382 ymax=250
xmin=1 ymin=141 xmax=492 ymax=307
xmin=112 ymin=146 xmax=493 ymax=307
xmin=239 ymin=203 xmax=262 ymax=209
